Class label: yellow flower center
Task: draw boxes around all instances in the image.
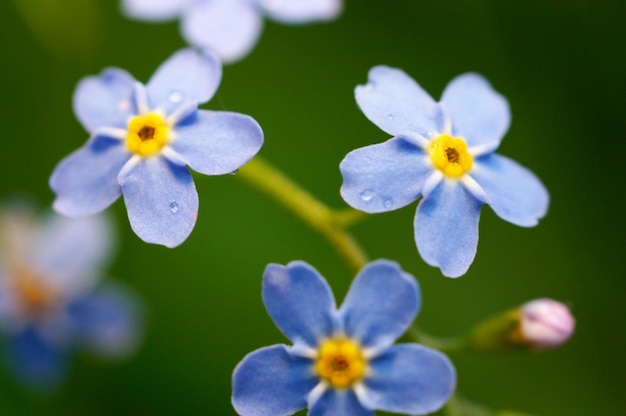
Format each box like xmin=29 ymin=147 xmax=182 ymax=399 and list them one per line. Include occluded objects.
xmin=11 ymin=265 xmax=56 ymax=315
xmin=428 ymin=134 xmax=473 ymax=178
xmin=315 ymin=338 xmax=367 ymax=388
xmin=126 ymin=113 xmax=170 ymax=157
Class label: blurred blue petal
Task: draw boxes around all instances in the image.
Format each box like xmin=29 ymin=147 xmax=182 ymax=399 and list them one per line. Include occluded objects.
xmin=172 ymin=110 xmax=263 ymax=175
xmin=67 ymin=284 xmax=143 ymax=358
xmin=30 ymin=213 xmax=114 ymax=295
xmin=73 ymin=68 xmax=136 ymax=132
xmin=232 ymin=344 xmax=317 ymax=416
xmin=472 ymin=154 xmax=549 ymax=226
xmin=309 ymin=389 xmax=373 ymax=416
xmin=355 ymin=66 xmax=444 ymax=137
xmin=440 ymin=73 xmax=510 ymax=149
xmin=4 ymin=327 xmax=67 ymax=390
xmin=262 ymin=262 xmax=336 ymax=348
xmin=120 ymin=157 xmax=198 ymax=248
xmin=260 ymin=0 xmax=342 ymax=24
xmin=361 ymin=344 xmax=456 ymax=415
xmin=181 ymin=0 xmax=263 ymax=64
xmin=338 ymin=260 xmax=420 ymax=351
xmin=415 ymin=182 xmax=482 ymax=278
xmin=146 ymin=48 xmax=222 ymax=116
xmin=339 ymin=136 xmax=430 ymax=213
xmin=50 ymin=135 xmax=129 ymax=217
xmin=121 ymin=0 xmax=188 ymax=21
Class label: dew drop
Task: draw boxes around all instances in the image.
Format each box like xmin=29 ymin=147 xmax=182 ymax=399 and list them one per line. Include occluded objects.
xmin=169 ymin=202 xmax=179 ymax=213
xmin=383 ymin=198 xmax=394 ymax=209
xmin=386 ymin=113 xmax=395 ymax=120
xmin=168 ymin=90 xmax=183 ymax=104
xmin=229 ymin=169 xmax=239 ymax=176
xmin=359 ymin=190 xmax=374 ymax=202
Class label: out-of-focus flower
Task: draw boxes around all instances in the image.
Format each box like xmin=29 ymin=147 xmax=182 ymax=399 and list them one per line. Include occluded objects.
xmin=232 ymin=259 xmax=456 ymax=415
xmin=468 ymin=298 xmax=574 ymax=352
xmin=50 ymin=48 xmax=264 ymax=248
xmin=0 ymin=206 xmax=143 ymax=389
xmin=340 ymin=66 xmax=549 ymax=277
xmin=120 ymin=0 xmax=343 ymax=63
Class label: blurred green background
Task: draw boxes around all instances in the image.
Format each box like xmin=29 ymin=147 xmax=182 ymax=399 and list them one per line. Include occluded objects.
xmin=0 ymin=0 xmax=624 ymax=414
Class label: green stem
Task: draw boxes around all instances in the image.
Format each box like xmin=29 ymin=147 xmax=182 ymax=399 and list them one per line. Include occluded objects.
xmin=404 ymin=326 xmax=468 ymax=353
xmin=236 ymin=156 xmax=369 ymax=273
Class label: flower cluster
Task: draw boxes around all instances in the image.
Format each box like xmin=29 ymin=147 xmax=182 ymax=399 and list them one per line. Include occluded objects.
xmin=0 ymin=206 xmax=142 ymax=388
xmin=0 ymin=1 xmax=574 ymax=414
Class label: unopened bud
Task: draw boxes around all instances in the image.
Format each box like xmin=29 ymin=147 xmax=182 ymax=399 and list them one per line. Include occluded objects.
xmin=514 ymin=298 xmax=575 ymax=350
xmin=468 ymin=298 xmax=575 ymax=352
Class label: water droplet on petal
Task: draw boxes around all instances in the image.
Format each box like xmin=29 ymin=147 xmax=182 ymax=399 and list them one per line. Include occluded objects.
xmin=383 ymin=198 xmax=394 ymax=209
xmin=168 ymin=90 xmax=183 ymax=104
xmin=169 ymin=202 xmax=179 ymax=213
xmin=230 ymin=169 xmax=239 ymax=176
xmin=359 ymin=190 xmax=374 ymax=202
xmin=387 ymin=113 xmax=395 ymax=120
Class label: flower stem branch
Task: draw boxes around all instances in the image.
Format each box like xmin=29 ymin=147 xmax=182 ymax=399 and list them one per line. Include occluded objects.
xmin=237 ymin=156 xmax=369 ymax=273
xmin=404 ymin=326 xmax=468 ymax=353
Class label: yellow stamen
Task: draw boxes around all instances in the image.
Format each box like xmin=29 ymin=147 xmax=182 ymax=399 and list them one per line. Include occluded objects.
xmin=315 ymin=338 xmax=366 ymax=388
xmin=428 ymin=134 xmax=473 ymax=178
xmin=126 ymin=113 xmax=170 ymax=157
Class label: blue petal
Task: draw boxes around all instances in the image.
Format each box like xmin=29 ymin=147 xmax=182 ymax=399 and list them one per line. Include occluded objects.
xmin=337 ymin=260 xmax=420 ymax=350
xmin=181 ymin=0 xmax=263 ymax=63
xmin=232 ymin=344 xmax=317 ymax=416
xmin=360 ymin=344 xmax=456 ymax=415
xmin=440 ymin=73 xmax=510 ymax=149
xmin=66 ymin=284 xmax=143 ymax=359
xmin=119 ymin=157 xmax=198 ymax=248
xmin=261 ymin=0 xmax=342 ymax=24
xmin=121 ymin=0 xmax=187 ymax=21
xmin=471 ymin=154 xmax=549 ymax=226
xmin=4 ymin=327 xmax=67 ymax=390
xmin=73 ymin=68 xmax=136 ymax=133
xmin=50 ymin=135 xmax=130 ymax=217
xmin=339 ymin=136 xmax=431 ymax=213
xmin=355 ymin=66 xmax=444 ymax=137
xmin=30 ymin=213 xmax=114 ymax=295
xmin=310 ymin=389 xmax=374 ymax=416
xmin=171 ymin=110 xmax=263 ymax=175
xmin=415 ymin=181 xmax=482 ymax=278
xmin=146 ymin=48 xmax=222 ymax=116
xmin=262 ymin=262 xmax=336 ymax=348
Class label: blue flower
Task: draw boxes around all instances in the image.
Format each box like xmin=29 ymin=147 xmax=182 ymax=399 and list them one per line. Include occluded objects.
xmin=121 ymin=0 xmax=343 ymax=63
xmin=0 ymin=206 xmax=142 ymax=389
xmin=232 ymin=259 xmax=456 ymax=415
xmin=50 ymin=48 xmax=264 ymax=247
xmin=340 ymin=67 xmax=549 ymax=277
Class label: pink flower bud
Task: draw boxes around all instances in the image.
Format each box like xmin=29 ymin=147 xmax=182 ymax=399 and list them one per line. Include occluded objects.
xmin=520 ymin=298 xmax=575 ymax=350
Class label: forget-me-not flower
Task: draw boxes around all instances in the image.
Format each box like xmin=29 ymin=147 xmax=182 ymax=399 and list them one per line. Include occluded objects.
xmin=121 ymin=0 xmax=343 ymax=63
xmin=232 ymin=259 xmax=456 ymax=415
xmin=340 ymin=67 xmax=549 ymax=277
xmin=50 ymin=48 xmax=264 ymax=248
xmin=0 ymin=206 xmax=142 ymax=389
